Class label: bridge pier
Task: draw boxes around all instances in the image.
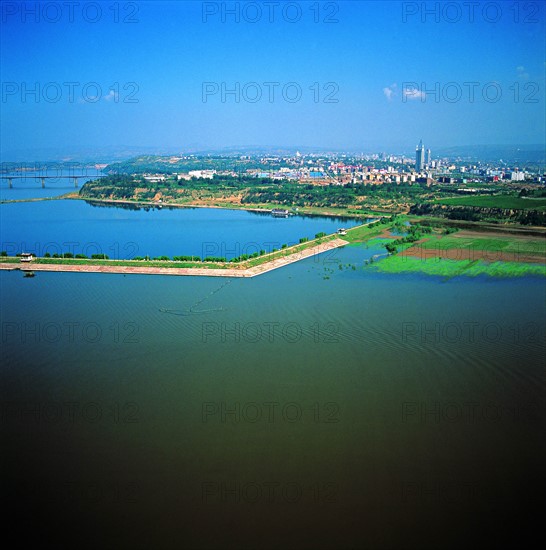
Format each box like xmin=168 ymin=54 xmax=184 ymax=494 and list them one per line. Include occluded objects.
xmin=1 ymin=174 xmax=102 ymax=188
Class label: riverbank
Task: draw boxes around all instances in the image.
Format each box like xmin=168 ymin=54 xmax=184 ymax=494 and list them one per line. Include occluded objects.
xmin=73 ymin=195 xmax=380 ymax=219
xmin=0 ymin=196 xmax=65 ymax=204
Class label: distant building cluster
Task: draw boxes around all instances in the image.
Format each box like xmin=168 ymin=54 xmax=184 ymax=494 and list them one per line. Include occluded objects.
xmin=137 ymin=145 xmax=544 ymax=189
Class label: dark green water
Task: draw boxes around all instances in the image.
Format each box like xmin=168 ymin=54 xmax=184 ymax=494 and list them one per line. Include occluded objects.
xmin=1 ymin=242 xmax=545 ymax=549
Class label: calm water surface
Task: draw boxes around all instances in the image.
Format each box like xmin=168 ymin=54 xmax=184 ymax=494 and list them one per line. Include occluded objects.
xmin=1 ymin=210 xmax=545 ymax=549
xmin=0 ymin=201 xmax=361 ymax=259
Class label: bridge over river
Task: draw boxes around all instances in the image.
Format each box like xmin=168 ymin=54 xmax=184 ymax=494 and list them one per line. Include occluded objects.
xmin=0 ymin=174 xmax=106 ymax=188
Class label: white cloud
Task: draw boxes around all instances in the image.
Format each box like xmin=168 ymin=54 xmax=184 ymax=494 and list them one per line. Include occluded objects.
xmin=516 ymin=66 xmax=530 ymax=80
xmin=103 ymin=90 xmax=119 ymax=101
xmin=403 ymin=87 xmax=426 ymax=100
xmin=383 ymin=83 xmax=397 ymax=101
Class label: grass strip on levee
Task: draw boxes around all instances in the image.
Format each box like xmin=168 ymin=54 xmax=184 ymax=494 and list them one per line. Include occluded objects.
xmin=0 ymin=232 xmax=354 ymax=278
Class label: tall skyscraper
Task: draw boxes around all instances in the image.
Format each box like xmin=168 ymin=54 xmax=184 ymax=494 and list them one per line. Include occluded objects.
xmin=425 ymin=148 xmax=431 ymax=166
xmin=416 ymin=140 xmax=425 ymax=172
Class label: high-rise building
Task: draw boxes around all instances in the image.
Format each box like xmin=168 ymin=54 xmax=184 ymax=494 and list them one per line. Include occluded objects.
xmin=415 ymin=140 xmax=425 ymax=172
xmin=425 ymin=148 xmax=431 ymax=166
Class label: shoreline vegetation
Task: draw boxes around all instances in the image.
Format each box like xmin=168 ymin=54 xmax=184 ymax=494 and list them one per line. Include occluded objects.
xmin=2 ymin=213 xmax=545 ymax=278
xmin=76 ymin=171 xmax=546 ymax=225
xmin=4 ymin=192 xmax=546 ymax=232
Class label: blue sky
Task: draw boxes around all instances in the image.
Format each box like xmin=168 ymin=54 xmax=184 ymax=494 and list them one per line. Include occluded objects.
xmin=1 ymin=0 xmax=545 ymax=158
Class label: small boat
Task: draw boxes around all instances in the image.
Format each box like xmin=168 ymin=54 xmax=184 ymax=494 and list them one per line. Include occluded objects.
xmin=23 ymin=271 xmax=35 ymax=278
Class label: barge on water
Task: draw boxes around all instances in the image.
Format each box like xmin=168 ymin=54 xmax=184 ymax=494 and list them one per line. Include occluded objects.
xmin=271 ymin=209 xmax=290 ymax=218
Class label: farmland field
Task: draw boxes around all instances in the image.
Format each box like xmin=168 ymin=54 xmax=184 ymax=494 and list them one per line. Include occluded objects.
xmin=417 ymin=232 xmax=546 ymax=259
xmin=370 ymin=255 xmax=546 ymax=277
xmin=435 ymin=195 xmax=546 ymax=211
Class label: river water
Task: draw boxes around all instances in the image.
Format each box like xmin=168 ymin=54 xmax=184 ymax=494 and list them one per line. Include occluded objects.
xmin=0 ymin=200 xmax=362 ymax=260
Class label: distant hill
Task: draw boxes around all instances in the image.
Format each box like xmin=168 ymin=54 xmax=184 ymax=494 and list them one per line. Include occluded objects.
xmin=432 ymin=144 xmax=545 ymax=165
xmin=0 ymin=145 xmax=181 ymax=164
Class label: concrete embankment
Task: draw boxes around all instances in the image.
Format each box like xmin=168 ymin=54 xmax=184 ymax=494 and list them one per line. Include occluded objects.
xmin=0 ymin=239 xmax=348 ymax=278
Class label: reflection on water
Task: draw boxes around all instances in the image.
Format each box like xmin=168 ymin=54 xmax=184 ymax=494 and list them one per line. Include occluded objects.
xmin=1 ymin=241 xmax=545 ymax=549
xmin=84 ymin=199 xmax=364 ymax=225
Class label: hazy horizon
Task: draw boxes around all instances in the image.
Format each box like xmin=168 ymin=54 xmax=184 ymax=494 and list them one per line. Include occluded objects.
xmin=2 ymin=142 xmax=545 ymax=165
